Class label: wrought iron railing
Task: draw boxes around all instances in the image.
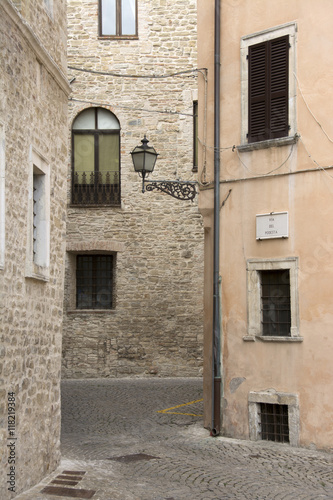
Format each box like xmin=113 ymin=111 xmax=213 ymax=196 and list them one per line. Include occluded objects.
xmin=72 ymin=171 xmax=120 ymax=205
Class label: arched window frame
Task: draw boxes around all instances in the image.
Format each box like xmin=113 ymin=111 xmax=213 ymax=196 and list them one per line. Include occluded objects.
xmin=71 ymin=107 xmax=121 ymax=206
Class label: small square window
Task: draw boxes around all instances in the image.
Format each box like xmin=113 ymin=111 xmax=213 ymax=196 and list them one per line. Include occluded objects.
xmin=260 ymin=403 xmax=289 ymax=443
xmin=249 ymin=391 xmax=299 ymax=446
xmin=76 ymin=255 xmax=113 ymax=309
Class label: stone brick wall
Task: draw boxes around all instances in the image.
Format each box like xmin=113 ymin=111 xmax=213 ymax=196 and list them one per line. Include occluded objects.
xmin=63 ymin=0 xmax=204 ymax=378
xmin=0 ymin=2 xmax=69 ymax=498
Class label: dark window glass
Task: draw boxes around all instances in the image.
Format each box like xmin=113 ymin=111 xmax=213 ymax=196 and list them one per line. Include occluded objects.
xmin=76 ymin=255 xmax=113 ymax=309
xmin=193 ymin=101 xmax=198 ymax=171
xmin=261 ymin=269 xmax=291 ymax=336
xmin=72 ymin=108 xmax=121 ymax=205
xmin=248 ymin=35 xmax=289 ymax=143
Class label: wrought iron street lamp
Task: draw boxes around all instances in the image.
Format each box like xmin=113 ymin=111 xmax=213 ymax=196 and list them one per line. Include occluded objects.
xmin=130 ymin=136 xmax=197 ymax=201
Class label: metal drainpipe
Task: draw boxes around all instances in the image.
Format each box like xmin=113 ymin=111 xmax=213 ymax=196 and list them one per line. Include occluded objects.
xmin=211 ymin=0 xmax=221 ymax=437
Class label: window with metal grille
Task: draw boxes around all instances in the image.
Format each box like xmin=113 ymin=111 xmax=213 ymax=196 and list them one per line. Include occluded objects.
xmin=248 ymin=35 xmax=289 ymax=143
xmin=72 ymin=108 xmax=120 ymax=206
xmin=99 ymin=0 xmax=137 ymax=38
xmin=76 ymin=255 xmax=113 ymax=309
xmin=260 ymin=269 xmax=291 ymax=336
xmin=260 ymin=403 xmax=289 ymax=443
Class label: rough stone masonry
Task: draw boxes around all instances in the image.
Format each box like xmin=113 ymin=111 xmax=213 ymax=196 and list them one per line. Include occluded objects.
xmin=63 ymin=0 xmax=204 ymax=379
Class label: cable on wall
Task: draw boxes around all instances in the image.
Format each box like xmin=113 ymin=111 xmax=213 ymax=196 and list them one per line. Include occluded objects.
xmin=294 ymin=72 xmax=333 ymax=144
xmin=68 ymin=65 xmax=207 ymax=80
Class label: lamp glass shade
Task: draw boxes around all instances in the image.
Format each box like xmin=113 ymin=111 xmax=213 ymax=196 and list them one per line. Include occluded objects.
xmin=131 ymin=139 xmax=158 ymax=175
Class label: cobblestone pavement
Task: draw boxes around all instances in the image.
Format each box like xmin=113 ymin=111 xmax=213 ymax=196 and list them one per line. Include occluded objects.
xmin=15 ymin=378 xmax=333 ymax=500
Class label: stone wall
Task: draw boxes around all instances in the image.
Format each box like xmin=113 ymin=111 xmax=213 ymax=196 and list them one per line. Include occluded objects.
xmin=0 ymin=1 xmax=69 ymax=497
xmin=63 ymin=0 xmax=204 ymax=378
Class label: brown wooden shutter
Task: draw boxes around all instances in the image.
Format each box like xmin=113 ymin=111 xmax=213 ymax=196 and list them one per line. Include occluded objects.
xmin=248 ymin=35 xmax=289 ymax=143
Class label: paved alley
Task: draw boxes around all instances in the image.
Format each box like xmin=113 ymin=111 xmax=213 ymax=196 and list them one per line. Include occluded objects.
xmin=15 ymin=378 xmax=333 ymax=500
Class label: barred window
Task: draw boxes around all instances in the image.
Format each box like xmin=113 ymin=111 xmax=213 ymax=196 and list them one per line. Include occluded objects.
xmin=260 ymin=403 xmax=290 ymax=443
xmin=260 ymin=269 xmax=291 ymax=336
xmin=76 ymin=255 xmax=113 ymax=309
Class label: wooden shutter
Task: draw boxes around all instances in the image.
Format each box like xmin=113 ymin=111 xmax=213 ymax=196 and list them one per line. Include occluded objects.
xmin=248 ymin=35 xmax=289 ymax=143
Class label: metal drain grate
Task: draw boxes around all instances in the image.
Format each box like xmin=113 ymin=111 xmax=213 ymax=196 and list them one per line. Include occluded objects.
xmin=107 ymin=453 xmax=160 ymax=463
xmin=62 ymin=471 xmax=86 ymax=475
xmin=41 ymin=470 xmax=95 ymax=499
xmin=57 ymin=474 xmax=86 ymax=482
xmin=51 ymin=479 xmax=79 ymax=486
xmin=40 ymin=486 xmax=95 ymax=499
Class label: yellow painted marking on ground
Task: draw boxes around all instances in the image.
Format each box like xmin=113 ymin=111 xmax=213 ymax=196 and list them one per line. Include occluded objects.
xmin=157 ymin=398 xmax=203 ymax=417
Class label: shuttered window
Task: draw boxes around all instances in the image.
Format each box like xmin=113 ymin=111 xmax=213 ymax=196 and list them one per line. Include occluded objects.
xmin=248 ymin=35 xmax=289 ymax=143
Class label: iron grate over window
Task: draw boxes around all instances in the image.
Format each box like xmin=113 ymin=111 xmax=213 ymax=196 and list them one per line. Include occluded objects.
xmin=260 ymin=403 xmax=289 ymax=443
xmin=76 ymin=255 xmax=113 ymax=310
xmin=261 ymin=269 xmax=291 ymax=336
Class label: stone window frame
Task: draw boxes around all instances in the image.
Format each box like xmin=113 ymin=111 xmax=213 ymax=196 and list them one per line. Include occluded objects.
xmin=25 ymin=148 xmax=50 ymax=282
xmin=248 ymin=390 xmax=300 ymax=447
xmin=245 ymin=257 xmax=302 ymax=342
xmin=239 ymin=22 xmax=297 ymax=152
xmin=98 ymin=0 xmax=138 ymax=40
xmin=0 ymin=122 xmax=5 ymax=270
xmin=66 ymin=241 xmax=125 ymax=313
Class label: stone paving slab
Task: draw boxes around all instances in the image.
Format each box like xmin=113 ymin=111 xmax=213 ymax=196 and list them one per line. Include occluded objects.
xmin=14 ymin=378 xmax=333 ymax=500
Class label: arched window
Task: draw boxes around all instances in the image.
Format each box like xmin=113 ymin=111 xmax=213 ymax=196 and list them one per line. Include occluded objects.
xmin=72 ymin=107 xmax=120 ymax=205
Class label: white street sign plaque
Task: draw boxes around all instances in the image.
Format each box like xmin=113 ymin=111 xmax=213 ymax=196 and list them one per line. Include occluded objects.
xmin=256 ymin=212 xmax=288 ymax=240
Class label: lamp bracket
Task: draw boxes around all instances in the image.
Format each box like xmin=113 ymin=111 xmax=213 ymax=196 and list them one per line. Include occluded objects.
xmin=144 ymin=180 xmax=197 ymax=201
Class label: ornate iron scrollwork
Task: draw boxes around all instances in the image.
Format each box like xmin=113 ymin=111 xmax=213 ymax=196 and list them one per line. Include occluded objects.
xmin=144 ymin=180 xmax=197 ymax=201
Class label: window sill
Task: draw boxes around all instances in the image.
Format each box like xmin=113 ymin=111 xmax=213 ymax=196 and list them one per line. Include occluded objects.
xmin=98 ymin=36 xmax=138 ymax=41
xmin=67 ymin=309 xmax=116 ymax=314
xmin=25 ymin=263 xmax=49 ymax=282
xmin=243 ymin=335 xmax=303 ymax=342
xmin=237 ymin=134 xmax=299 ymax=153
xmin=69 ymin=204 xmax=121 ymax=208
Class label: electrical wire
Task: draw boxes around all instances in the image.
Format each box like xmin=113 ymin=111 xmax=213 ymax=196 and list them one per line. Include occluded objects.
xmin=69 ymin=97 xmax=194 ymax=117
xmin=299 ymin=136 xmax=333 ymax=182
xmin=294 ymin=72 xmax=333 ymax=144
xmin=68 ymin=65 xmax=207 ymax=80
xmin=235 ymin=144 xmax=295 ymax=176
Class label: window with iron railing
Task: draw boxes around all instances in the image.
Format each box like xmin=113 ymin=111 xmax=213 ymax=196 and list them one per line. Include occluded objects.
xmin=72 ymin=107 xmax=121 ymax=206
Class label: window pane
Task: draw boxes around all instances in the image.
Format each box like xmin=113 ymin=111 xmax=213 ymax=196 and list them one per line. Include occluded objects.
xmin=193 ymin=101 xmax=198 ymax=168
xmin=74 ymin=135 xmax=94 ymax=183
xmin=101 ymin=0 xmax=116 ymax=35
xmin=95 ymin=256 xmax=113 ymax=309
xmin=97 ymin=108 xmax=120 ymax=130
xmin=76 ymin=256 xmax=93 ymax=309
xmin=76 ymin=255 xmax=113 ymax=309
xmin=72 ymin=108 xmax=95 ymax=130
xmin=99 ymin=134 xmax=119 ymax=184
xmin=261 ymin=270 xmax=291 ymax=336
xmin=121 ymin=0 xmax=136 ymax=35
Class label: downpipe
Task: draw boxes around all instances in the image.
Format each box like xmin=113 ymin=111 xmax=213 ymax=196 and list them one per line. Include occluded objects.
xmin=211 ymin=0 xmax=221 ymax=437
